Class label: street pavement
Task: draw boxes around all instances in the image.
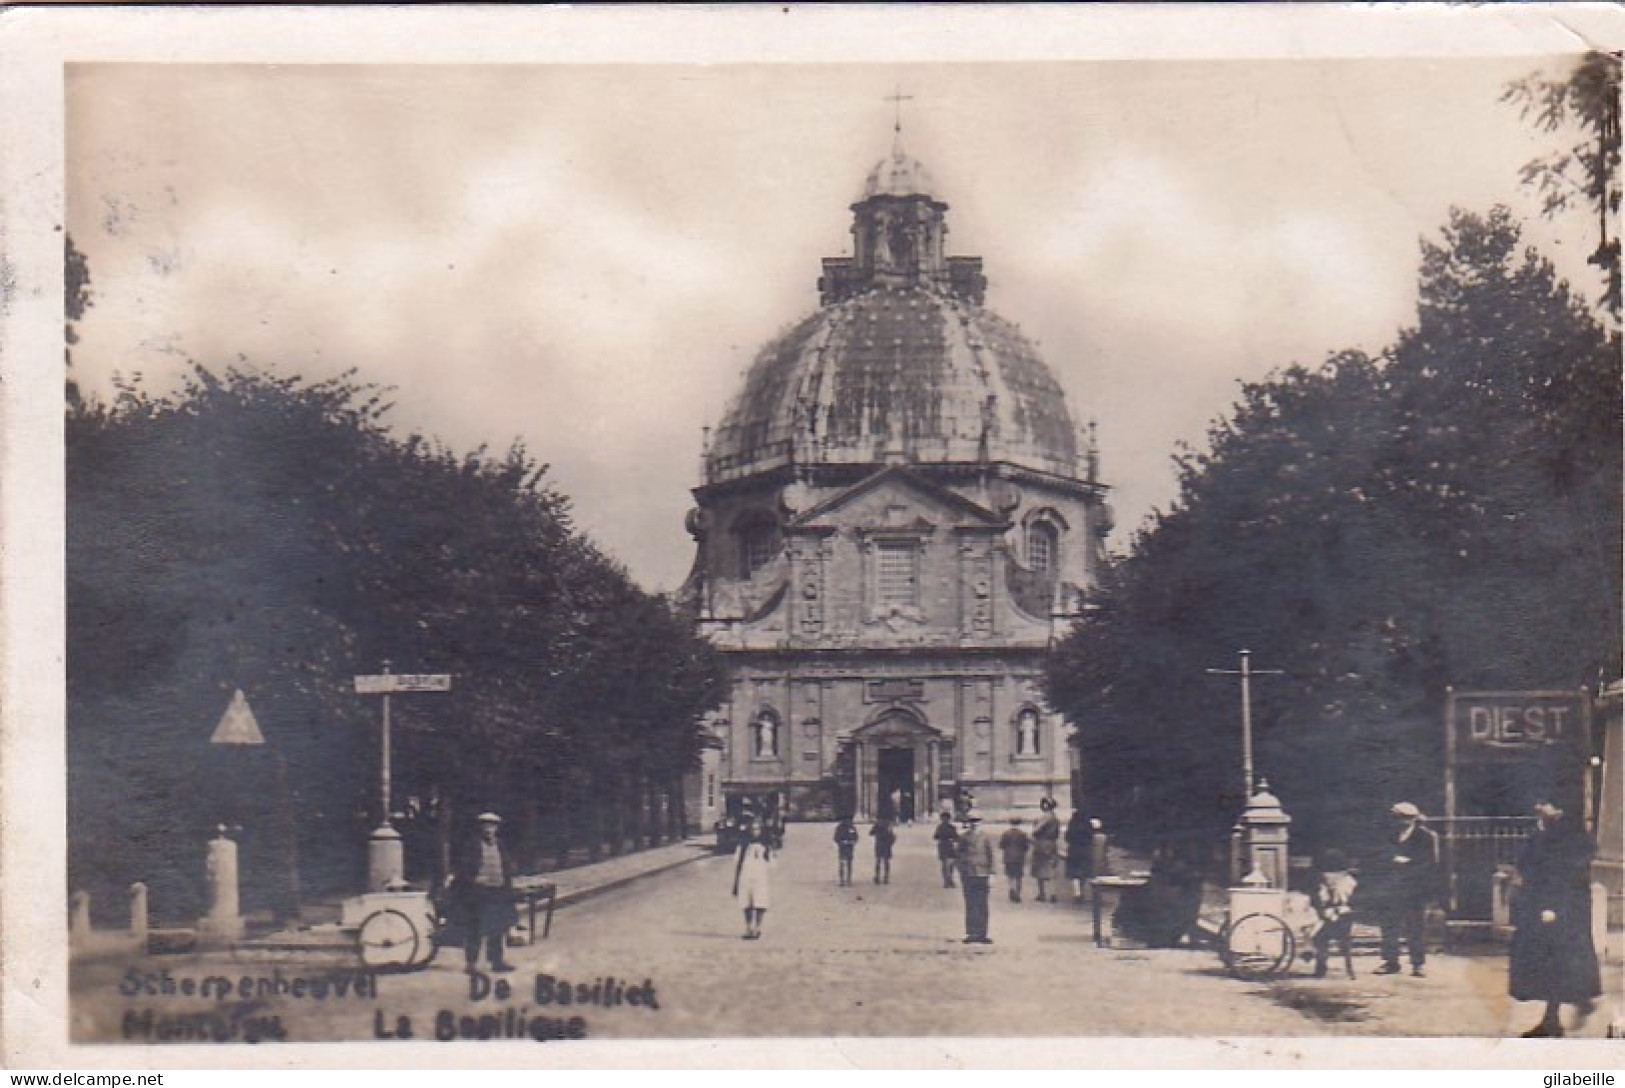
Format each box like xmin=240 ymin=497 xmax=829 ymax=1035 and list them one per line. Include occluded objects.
xmin=70 ymin=821 xmax=1621 ymax=1044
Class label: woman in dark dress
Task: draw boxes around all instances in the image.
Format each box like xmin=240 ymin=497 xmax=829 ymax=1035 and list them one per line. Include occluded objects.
xmin=1509 ymin=801 xmax=1601 ymax=1037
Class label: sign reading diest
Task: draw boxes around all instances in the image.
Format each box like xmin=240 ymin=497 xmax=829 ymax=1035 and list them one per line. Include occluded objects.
xmin=1449 ymin=690 xmax=1586 ymax=763
xmin=354 ymin=673 xmax=453 ymax=695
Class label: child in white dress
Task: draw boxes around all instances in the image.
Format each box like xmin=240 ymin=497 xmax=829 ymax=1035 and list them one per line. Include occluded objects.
xmin=732 ymin=820 xmax=773 ymax=939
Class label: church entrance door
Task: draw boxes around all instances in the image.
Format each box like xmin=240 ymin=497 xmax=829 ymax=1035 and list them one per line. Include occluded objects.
xmin=877 ymin=747 xmax=915 ymax=822
xmin=850 ymin=708 xmax=939 ymax=822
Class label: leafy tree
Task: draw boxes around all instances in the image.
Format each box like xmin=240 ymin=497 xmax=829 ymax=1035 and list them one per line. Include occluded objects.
xmin=1046 ymin=208 xmax=1619 ymax=858
xmin=65 ymin=232 xmax=93 ymax=407
xmin=68 ymin=364 xmax=728 ymax=921
xmin=1504 ymin=50 xmax=1622 ymax=317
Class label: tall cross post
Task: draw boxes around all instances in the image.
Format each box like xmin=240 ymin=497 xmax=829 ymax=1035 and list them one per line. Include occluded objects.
xmin=1205 ymin=649 xmax=1283 ymax=800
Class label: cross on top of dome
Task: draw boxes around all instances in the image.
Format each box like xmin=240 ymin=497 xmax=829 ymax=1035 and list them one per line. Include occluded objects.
xmin=859 ymin=86 xmax=939 ymax=201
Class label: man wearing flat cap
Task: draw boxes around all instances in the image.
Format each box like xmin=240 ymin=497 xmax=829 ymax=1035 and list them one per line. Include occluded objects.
xmin=449 ymin=812 xmax=517 ymax=973
xmin=956 ymin=813 xmax=995 ymax=945
xmin=1373 ymin=801 xmax=1440 ymax=977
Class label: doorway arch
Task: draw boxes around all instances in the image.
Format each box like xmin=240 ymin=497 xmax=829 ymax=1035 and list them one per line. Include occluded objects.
xmin=850 ymin=707 xmax=942 ymax=822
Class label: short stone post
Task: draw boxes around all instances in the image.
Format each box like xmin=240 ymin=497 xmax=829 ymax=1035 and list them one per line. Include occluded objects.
xmin=70 ymin=890 xmax=92 ymax=943
xmin=1593 ymin=882 xmax=1609 ymax=965
xmin=1091 ymin=821 xmax=1110 ymax=877
xmin=198 ymin=826 xmax=244 ymax=944
xmin=129 ymin=882 xmax=149 ymax=945
xmin=1491 ymin=866 xmax=1515 ymax=935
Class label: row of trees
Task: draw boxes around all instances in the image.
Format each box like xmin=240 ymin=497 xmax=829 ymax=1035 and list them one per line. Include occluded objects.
xmin=1046 ymin=54 xmax=1622 ymax=856
xmin=68 ymin=365 xmax=728 ymax=922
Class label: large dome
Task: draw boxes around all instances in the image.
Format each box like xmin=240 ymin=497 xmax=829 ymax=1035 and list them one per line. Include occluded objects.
xmin=707 ymin=285 xmax=1081 ymax=482
xmin=706 ymin=144 xmax=1084 ymax=485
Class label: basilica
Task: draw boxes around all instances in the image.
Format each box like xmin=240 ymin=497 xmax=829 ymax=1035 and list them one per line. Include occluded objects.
xmin=680 ymin=131 xmax=1111 ymax=822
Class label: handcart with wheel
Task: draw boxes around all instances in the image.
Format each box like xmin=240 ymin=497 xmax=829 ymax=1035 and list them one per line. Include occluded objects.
xmin=341 ymin=879 xmax=559 ymax=972
xmin=1219 ymin=882 xmax=1322 ymax=981
xmin=342 ymin=889 xmax=446 ymax=971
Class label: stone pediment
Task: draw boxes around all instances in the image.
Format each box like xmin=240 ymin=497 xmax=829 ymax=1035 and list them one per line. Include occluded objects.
xmin=786 ymin=466 xmax=1007 ymax=534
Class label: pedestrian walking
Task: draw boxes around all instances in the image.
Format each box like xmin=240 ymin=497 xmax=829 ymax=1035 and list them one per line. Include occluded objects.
xmin=1372 ymin=801 xmax=1440 ymax=977
xmin=870 ymin=815 xmax=897 ymax=884
xmin=1508 ymin=801 xmax=1601 ymax=1037
xmin=448 ymin=812 xmax=517 ymax=974
xmin=1064 ymin=808 xmax=1094 ymax=903
xmin=999 ymin=817 xmax=1031 ymax=903
xmin=732 ymin=818 xmax=774 ymax=940
xmin=1030 ymin=798 xmax=1061 ymax=903
xmin=957 ymin=813 xmax=994 ymax=944
xmin=1311 ymin=848 xmax=1358 ymax=979
xmin=833 ymin=816 xmax=859 ymax=887
xmin=933 ymin=811 xmax=960 ymax=888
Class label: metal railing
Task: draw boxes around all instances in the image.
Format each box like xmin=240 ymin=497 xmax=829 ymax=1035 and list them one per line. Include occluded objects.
xmin=1435 ymin=815 xmax=1536 ymax=920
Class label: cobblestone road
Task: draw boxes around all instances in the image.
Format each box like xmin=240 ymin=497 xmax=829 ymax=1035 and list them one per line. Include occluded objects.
xmin=76 ymin=820 xmax=1620 ymax=1048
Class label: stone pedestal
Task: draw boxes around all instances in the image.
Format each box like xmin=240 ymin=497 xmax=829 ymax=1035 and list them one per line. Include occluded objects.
xmin=1240 ymin=780 xmax=1292 ymax=890
xmin=198 ymin=830 xmax=244 ymax=944
xmin=368 ymin=824 xmax=405 ymax=891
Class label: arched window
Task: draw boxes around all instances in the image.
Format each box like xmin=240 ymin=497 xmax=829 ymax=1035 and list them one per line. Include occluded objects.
xmin=1027 ymin=521 xmax=1058 ymax=573
xmin=752 ymin=711 xmax=780 ymax=758
xmin=738 ymin=516 xmax=779 ymax=577
xmin=1015 ymin=707 xmax=1041 ymax=756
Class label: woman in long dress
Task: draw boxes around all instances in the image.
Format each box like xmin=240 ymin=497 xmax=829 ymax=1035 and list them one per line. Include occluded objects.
xmin=1508 ymin=801 xmax=1601 ymax=1037
xmin=1030 ymin=798 xmax=1062 ymax=903
xmin=732 ymin=819 xmax=773 ymax=940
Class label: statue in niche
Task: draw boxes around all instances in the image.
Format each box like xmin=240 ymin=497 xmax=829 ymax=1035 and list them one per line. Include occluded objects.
xmin=1016 ymin=708 xmax=1040 ymax=756
xmin=871 ymin=211 xmax=893 ymax=269
xmin=754 ymin=714 xmax=779 ymax=758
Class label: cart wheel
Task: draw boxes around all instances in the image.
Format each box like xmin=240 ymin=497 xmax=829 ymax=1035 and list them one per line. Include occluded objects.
xmin=412 ymin=912 xmax=441 ymax=968
xmin=357 ymin=908 xmax=420 ymax=971
xmin=1222 ymin=912 xmax=1296 ymax=980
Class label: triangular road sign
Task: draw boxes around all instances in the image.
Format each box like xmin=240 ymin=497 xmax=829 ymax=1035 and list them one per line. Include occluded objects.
xmin=210 ymin=688 xmax=265 ymax=745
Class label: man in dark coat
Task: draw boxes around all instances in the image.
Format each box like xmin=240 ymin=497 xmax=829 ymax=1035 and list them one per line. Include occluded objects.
xmin=1373 ymin=801 xmax=1440 ymax=977
xmin=449 ymin=812 xmax=516 ymax=973
xmin=1509 ymin=801 xmax=1602 ymax=1037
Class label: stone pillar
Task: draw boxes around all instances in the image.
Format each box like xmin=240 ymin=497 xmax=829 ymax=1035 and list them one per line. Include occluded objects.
xmin=1491 ymin=865 xmax=1515 ymax=937
xmin=129 ymin=882 xmax=149 ymax=944
xmin=1594 ymin=682 xmax=1622 ymax=928
xmin=69 ymin=890 xmax=92 ymax=943
xmin=1240 ymin=780 xmax=1292 ymax=891
xmin=198 ymin=827 xmax=244 ymax=944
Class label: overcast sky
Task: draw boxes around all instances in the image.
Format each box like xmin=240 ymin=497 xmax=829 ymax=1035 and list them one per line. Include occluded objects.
xmin=66 ymin=56 xmax=1602 ymax=591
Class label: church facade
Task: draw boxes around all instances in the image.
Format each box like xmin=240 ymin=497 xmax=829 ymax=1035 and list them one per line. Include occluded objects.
xmin=680 ymin=135 xmax=1111 ymax=821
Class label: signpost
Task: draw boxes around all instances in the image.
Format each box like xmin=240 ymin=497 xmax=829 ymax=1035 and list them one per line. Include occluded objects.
xmin=354 ymin=665 xmax=452 ymax=891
